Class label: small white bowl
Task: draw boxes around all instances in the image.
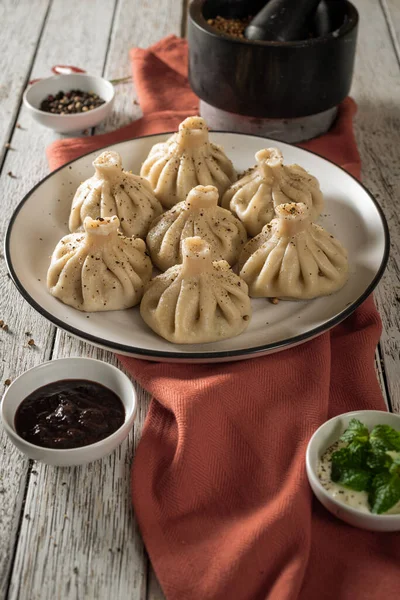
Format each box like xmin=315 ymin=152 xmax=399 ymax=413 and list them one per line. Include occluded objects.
xmin=23 ymin=73 xmax=115 ymax=133
xmin=306 ymin=410 xmax=400 ymax=531
xmin=1 ymin=358 xmax=136 ymax=466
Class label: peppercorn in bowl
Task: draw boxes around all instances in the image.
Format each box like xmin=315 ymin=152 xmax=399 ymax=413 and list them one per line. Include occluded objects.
xmin=23 ymin=73 xmax=115 ymax=133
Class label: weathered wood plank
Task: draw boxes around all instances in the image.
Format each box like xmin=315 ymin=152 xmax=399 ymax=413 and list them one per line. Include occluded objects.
xmin=0 ymin=0 xmax=50 ymax=167
xmin=1 ymin=1 xmax=117 ymax=598
xmin=351 ymin=0 xmax=400 ymax=412
xmin=0 ymin=2 xmax=52 ymax=596
xmin=96 ymin=0 xmax=185 ymax=135
xmin=381 ymin=0 xmax=400 ymax=63
xmin=8 ymin=1 xmax=184 ymax=599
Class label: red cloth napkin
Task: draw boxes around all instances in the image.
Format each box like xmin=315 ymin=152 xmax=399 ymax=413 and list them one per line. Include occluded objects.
xmin=48 ymin=35 xmax=399 ymax=600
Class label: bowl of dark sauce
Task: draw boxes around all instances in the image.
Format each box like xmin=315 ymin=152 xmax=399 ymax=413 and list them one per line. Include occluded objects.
xmin=1 ymin=358 xmax=137 ymax=466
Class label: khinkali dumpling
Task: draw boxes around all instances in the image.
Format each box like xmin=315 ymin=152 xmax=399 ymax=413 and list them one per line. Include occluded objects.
xmin=69 ymin=150 xmax=163 ymax=238
xmin=48 ymin=216 xmax=152 ymax=311
xmin=238 ymin=202 xmax=348 ymax=299
xmin=140 ymin=236 xmax=252 ymax=344
xmin=222 ymin=148 xmax=324 ymax=237
xmin=146 ymin=185 xmax=247 ymax=271
xmin=140 ymin=116 xmax=237 ymax=208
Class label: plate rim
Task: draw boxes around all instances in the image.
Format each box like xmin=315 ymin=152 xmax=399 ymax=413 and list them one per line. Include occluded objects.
xmin=4 ymin=130 xmax=391 ymax=360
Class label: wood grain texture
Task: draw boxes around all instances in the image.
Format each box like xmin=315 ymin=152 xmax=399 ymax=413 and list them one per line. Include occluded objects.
xmin=351 ymin=0 xmax=400 ymax=412
xmin=0 ymin=1 xmax=116 ymax=598
xmin=6 ymin=1 xmax=183 ymax=599
xmin=0 ymin=0 xmax=50 ymax=167
xmin=382 ymin=0 xmax=400 ymax=63
xmin=0 ymin=1 xmax=53 ymax=592
xmin=96 ymin=0 xmax=185 ymax=134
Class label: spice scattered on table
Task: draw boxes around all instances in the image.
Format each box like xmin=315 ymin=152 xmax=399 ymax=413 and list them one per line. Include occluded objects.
xmin=27 ymin=338 xmax=35 ymax=346
xmin=207 ymin=15 xmax=252 ymax=38
xmin=4 ymin=379 xmax=11 ymax=386
xmin=4 ymin=142 xmax=12 ymax=149
xmin=40 ymin=90 xmax=105 ymax=115
xmin=0 ymin=320 xmax=9 ymax=331
xmin=7 ymin=171 xmax=15 ymax=178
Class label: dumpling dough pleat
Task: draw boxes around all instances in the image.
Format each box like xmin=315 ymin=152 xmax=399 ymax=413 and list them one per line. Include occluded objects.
xmin=48 ymin=216 xmax=152 ymax=311
xmin=140 ymin=236 xmax=252 ymax=344
xmin=222 ymin=148 xmax=324 ymax=237
xmin=146 ymin=185 xmax=247 ymax=271
xmin=140 ymin=116 xmax=237 ymax=208
xmin=69 ymin=150 xmax=163 ymax=238
xmin=238 ymin=202 xmax=348 ymax=299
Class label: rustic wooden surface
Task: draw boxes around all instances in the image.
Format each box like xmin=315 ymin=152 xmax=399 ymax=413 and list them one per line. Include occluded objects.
xmin=0 ymin=0 xmax=399 ymax=598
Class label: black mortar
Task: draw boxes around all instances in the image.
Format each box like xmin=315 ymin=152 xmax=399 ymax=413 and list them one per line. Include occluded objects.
xmin=188 ymin=0 xmax=359 ymax=121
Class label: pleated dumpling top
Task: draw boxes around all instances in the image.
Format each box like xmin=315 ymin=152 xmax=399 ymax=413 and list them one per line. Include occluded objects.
xmin=222 ymin=148 xmax=324 ymax=237
xmin=140 ymin=116 xmax=237 ymax=208
xmin=48 ymin=216 xmax=152 ymax=311
xmin=238 ymin=203 xmax=348 ymax=300
xmin=146 ymin=185 xmax=247 ymax=271
xmin=140 ymin=236 xmax=252 ymax=344
xmin=69 ymin=150 xmax=163 ymax=238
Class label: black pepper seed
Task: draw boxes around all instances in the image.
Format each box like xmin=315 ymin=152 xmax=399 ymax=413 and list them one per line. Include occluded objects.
xmin=40 ymin=89 xmax=105 ymax=115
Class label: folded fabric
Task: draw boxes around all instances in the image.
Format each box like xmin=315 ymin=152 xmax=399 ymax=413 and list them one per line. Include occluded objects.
xmin=47 ymin=35 xmax=399 ymax=600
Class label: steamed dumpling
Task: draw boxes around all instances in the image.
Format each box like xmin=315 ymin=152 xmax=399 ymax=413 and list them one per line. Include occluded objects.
xmin=146 ymin=185 xmax=247 ymax=271
xmin=140 ymin=236 xmax=252 ymax=344
xmin=48 ymin=216 xmax=152 ymax=311
xmin=69 ymin=150 xmax=163 ymax=238
xmin=238 ymin=203 xmax=348 ymax=299
xmin=222 ymin=148 xmax=324 ymax=237
xmin=140 ymin=116 xmax=237 ymax=208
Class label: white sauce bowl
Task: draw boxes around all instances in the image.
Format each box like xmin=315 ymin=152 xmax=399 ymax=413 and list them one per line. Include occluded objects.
xmin=306 ymin=410 xmax=400 ymax=531
xmin=23 ymin=73 xmax=115 ymax=133
xmin=1 ymin=358 xmax=136 ymax=466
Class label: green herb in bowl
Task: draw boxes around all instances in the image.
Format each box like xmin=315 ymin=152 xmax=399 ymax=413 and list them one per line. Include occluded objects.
xmin=320 ymin=419 xmax=400 ymax=514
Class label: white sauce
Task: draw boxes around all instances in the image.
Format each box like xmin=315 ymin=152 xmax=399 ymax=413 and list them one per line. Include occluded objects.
xmin=318 ymin=440 xmax=400 ymax=515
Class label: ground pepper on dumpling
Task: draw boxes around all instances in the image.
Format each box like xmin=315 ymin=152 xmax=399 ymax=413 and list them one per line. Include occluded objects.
xmin=238 ymin=202 xmax=348 ymax=300
xmin=69 ymin=150 xmax=163 ymax=238
xmin=222 ymin=148 xmax=324 ymax=237
xmin=48 ymin=216 xmax=152 ymax=311
xmin=146 ymin=185 xmax=247 ymax=271
xmin=140 ymin=236 xmax=252 ymax=344
xmin=140 ymin=116 xmax=237 ymax=208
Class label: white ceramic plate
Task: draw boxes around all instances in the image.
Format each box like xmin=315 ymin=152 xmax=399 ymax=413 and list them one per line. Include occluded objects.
xmin=5 ymin=132 xmax=389 ymax=363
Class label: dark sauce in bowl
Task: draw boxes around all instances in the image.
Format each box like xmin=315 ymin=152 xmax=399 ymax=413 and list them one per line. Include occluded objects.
xmin=14 ymin=380 xmax=125 ymax=449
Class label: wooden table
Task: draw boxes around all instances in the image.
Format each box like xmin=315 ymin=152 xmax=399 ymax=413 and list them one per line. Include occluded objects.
xmin=0 ymin=1 xmax=399 ymax=598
